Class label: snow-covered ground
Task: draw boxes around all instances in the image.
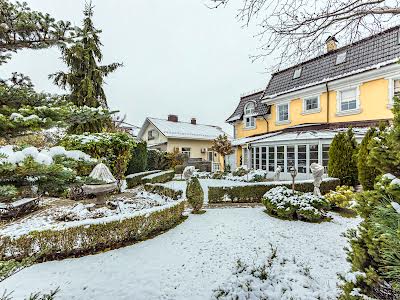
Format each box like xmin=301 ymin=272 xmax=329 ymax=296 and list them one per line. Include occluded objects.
xmin=0 ymin=191 xmax=177 ymax=238
xmin=0 ymin=208 xmax=360 ymax=300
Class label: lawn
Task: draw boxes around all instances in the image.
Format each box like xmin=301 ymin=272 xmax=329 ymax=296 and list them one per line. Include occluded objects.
xmin=0 ymin=207 xmax=360 ymax=300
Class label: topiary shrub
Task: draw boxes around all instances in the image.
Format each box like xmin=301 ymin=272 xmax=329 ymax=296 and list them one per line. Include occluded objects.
xmin=328 ymin=128 xmax=358 ymax=186
xmin=357 ymin=127 xmax=381 ymax=190
xmin=126 ymin=141 xmax=147 ymax=175
xmin=262 ymin=186 xmax=330 ymax=222
xmin=233 ymin=167 xmax=249 ymax=177
xmin=126 ymin=170 xmax=161 ymax=188
xmin=61 ymin=132 xmax=136 ymax=181
xmin=174 ymin=165 xmax=185 ymax=178
xmin=186 ymin=177 xmax=204 ymax=213
xmin=325 ymin=186 xmax=355 ymax=209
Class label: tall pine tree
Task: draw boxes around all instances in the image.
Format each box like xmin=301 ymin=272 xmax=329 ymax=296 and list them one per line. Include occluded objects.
xmin=50 ymin=2 xmax=122 ymax=134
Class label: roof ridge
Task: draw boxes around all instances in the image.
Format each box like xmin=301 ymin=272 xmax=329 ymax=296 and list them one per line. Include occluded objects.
xmin=273 ymin=25 xmax=400 ymax=75
xmin=149 ymin=117 xmax=222 ymax=129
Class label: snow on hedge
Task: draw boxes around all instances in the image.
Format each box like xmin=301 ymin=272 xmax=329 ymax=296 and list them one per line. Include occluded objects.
xmin=0 ymin=191 xmax=181 ymax=238
xmin=0 ymin=145 xmax=95 ymax=165
xmin=142 ymin=170 xmax=174 ymax=180
xmin=126 ymin=170 xmax=161 ymax=179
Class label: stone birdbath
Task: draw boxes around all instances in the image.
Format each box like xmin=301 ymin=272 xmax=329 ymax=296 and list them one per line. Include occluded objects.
xmin=82 ymin=163 xmax=118 ymax=205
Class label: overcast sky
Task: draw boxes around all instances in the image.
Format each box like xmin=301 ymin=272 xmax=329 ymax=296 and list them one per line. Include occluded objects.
xmin=1 ymin=0 xmax=272 ymax=134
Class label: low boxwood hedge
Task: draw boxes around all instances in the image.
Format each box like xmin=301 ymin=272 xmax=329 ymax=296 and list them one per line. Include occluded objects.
xmin=208 ymin=178 xmax=340 ymax=203
xmin=142 ymin=170 xmax=175 ymax=184
xmin=126 ymin=170 xmax=161 ymax=188
xmin=144 ymin=183 xmax=183 ymax=200
xmin=0 ymin=200 xmax=186 ymax=261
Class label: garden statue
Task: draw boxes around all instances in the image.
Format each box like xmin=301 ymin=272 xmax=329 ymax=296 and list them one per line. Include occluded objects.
xmin=310 ymin=163 xmax=324 ymax=197
xmin=183 ymin=166 xmax=196 ymax=180
xmin=274 ymin=166 xmax=282 ymax=181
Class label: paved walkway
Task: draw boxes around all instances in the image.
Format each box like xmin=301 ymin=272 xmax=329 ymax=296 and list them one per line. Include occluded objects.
xmin=0 ymin=208 xmax=359 ymax=300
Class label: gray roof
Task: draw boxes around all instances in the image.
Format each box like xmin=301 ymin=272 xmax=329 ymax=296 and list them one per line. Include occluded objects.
xmin=263 ymin=26 xmax=400 ymax=98
xmin=226 ymin=91 xmax=270 ymax=123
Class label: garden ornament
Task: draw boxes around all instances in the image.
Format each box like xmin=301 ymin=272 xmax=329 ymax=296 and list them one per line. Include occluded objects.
xmin=183 ymin=166 xmax=196 ymax=180
xmin=310 ymin=163 xmax=324 ymax=197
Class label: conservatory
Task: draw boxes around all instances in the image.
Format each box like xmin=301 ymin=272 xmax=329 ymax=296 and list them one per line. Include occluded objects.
xmin=240 ymin=129 xmax=366 ymax=180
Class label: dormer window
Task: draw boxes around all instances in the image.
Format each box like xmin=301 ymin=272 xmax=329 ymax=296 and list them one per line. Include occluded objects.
xmin=244 ymin=102 xmax=256 ymax=129
xmin=336 ymin=52 xmax=347 ymax=65
xmin=293 ymin=68 xmax=302 ymax=79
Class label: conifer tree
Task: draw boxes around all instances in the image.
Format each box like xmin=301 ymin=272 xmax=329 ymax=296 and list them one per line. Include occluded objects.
xmin=328 ymin=128 xmax=358 ymax=186
xmin=0 ymin=0 xmax=73 ymax=65
xmin=357 ymin=127 xmax=380 ymax=190
xmin=50 ymin=3 xmax=122 ymax=134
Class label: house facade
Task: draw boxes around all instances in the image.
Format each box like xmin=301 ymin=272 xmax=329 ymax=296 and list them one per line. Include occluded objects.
xmin=138 ymin=115 xmax=227 ymax=171
xmin=227 ymin=26 xmax=400 ymax=180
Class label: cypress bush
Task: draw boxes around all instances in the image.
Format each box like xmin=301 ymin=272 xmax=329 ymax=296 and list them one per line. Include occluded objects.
xmin=357 ymin=128 xmax=380 ymax=190
xmin=186 ymin=177 xmax=204 ymax=213
xmin=126 ymin=141 xmax=148 ymax=175
xmin=328 ymin=128 xmax=358 ymax=186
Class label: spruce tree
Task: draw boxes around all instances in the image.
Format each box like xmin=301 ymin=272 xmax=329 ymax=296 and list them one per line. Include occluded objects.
xmin=357 ymin=127 xmax=380 ymax=190
xmin=0 ymin=0 xmax=73 ymax=65
xmin=50 ymin=3 xmax=122 ymax=134
xmin=328 ymin=128 xmax=358 ymax=186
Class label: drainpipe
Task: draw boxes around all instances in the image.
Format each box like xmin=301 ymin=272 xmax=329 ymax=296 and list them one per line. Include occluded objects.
xmin=325 ymin=82 xmax=330 ymax=124
xmin=262 ymin=115 xmax=270 ymax=133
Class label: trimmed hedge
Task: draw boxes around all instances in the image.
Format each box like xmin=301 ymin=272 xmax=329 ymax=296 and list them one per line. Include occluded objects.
xmin=126 ymin=170 xmax=161 ymax=188
xmin=0 ymin=200 xmax=186 ymax=261
xmin=144 ymin=183 xmax=183 ymax=200
xmin=142 ymin=170 xmax=175 ymax=184
xmin=208 ymin=179 xmax=340 ymax=203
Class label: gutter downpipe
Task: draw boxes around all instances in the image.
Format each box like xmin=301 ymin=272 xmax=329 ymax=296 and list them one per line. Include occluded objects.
xmin=325 ymin=82 xmax=330 ymax=124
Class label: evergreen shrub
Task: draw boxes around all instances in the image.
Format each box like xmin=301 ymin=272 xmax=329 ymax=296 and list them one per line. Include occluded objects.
xmin=126 ymin=170 xmax=161 ymax=188
xmin=328 ymin=129 xmax=358 ymax=186
xmin=141 ymin=170 xmax=175 ymax=184
xmin=126 ymin=141 xmax=147 ymax=175
xmin=325 ymin=186 xmax=355 ymax=209
xmin=262 ymin=186 xmax=330 ymax=222
xmin=186 ymin=177 xmax=204 ymax=213
xmin=61 ymin=132 xmax=136 ymax=181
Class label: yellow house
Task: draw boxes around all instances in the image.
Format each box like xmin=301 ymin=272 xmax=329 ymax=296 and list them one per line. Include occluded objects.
xmin=138 ymin=115 xmax=226 ymax=171
xmin=227 ymin=27 xmax=400 ymax=179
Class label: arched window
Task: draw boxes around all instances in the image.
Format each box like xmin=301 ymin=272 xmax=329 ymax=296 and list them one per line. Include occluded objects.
xmin=244 ymin=102 xmax=256 ymax=129
xmin=244 ymin=102 xmax=255 ymax=116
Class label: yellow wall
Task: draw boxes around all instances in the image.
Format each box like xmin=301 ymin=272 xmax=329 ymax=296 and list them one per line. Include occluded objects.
xmin=234 ymin=78 xmax=393 ymax=139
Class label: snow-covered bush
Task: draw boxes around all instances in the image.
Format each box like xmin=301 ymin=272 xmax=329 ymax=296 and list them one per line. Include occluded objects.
xmin=186 ymin=177 xmax=204 ymax=213
xmin=126 ymin=170 xmax=161 ymax=188
xmin=142 ymin=170 xmax=175 ymax=184
xmin=232 ymin=166 xmax=249 ymax=177
xmin=263 ymin=186 xmax=330 ymax=222
xmin=0 ymin=145 xmax=97 ymax=199
xmin=325 ymin=186 xmax=355 ymax=209
xmin=0 ymin=185 xmax=18 ymax=202
xmin=61 ymin=132 xmax=136 ymax=181
xmin=212 ymin=249 xmax=328 ymax=300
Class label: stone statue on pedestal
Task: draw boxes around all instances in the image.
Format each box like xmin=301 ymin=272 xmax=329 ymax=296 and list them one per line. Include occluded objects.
xmin=310 ymin=163 xmax=324 ymax=197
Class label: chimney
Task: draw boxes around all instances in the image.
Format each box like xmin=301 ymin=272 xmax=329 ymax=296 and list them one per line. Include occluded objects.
xmin=326 ymin=36 xmax=338 ymax=52
xmin=191 ymin=118 xmax=197 ymax=125
xmin=168 ymin=114 xmax=178 ymax=122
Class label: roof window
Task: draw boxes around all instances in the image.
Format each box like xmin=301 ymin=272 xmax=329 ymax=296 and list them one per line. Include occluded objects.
xmin=293 ymin=68 xmax=302 ymax=79
xmin=336 ymin=52 xmax=347 ymax=65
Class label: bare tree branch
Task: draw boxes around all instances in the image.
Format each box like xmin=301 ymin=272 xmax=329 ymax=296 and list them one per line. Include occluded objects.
xmin=208 ymin=0 xmax=400 ymax=70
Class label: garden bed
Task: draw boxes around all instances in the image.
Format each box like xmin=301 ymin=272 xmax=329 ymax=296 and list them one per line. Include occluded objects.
xmin=0 ymin=192 xmax=185 ymax=261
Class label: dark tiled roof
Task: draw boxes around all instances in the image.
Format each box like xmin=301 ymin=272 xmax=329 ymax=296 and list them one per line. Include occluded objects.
xmin=263 ymin=26 xmax=400 ymax=98
xmin=226 ymin=91 xmax=270 ymax=123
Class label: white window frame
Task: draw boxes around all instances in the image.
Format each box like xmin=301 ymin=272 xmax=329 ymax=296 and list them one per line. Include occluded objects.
xmin=336 ymin=52 xmax=347 ymax=65
xmin=388 ymin=77 xmax=400 ymax=108
xmin=336 ymin=86 xmax=361 ymax=116
xmin=148 ymin=130 xmax=156 ymax=141
xmin=181 ymin=147 xmax=191 ymax=158
xmin=302 ymin=95 xmax=320 ymax=114
xmin=276 ymin=102 xmax=290 ymax=125
xmin=293 ymin=68 xmax=302 ymax=79
xmin=243 ymin=101 xmax=256 ymax=129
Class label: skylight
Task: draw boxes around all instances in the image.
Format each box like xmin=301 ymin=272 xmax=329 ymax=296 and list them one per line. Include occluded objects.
xmin=293 ymin=68 xmax=302 ymax=79
xmin=336 ymin=52 xmax=347 ymax=65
